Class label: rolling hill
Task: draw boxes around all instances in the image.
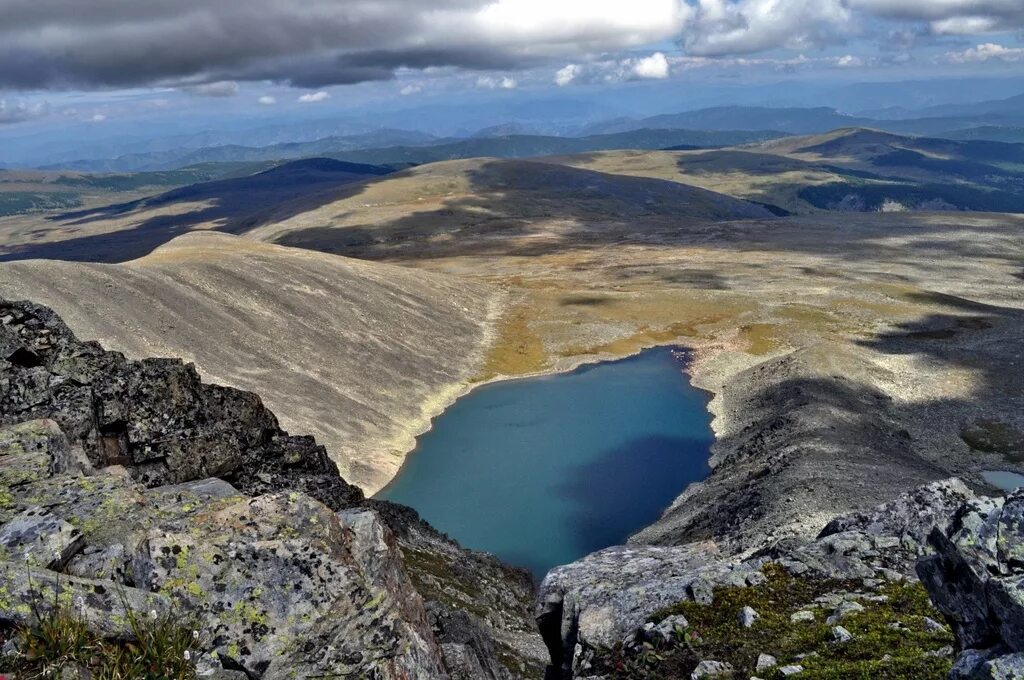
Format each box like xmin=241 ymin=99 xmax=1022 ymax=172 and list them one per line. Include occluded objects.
xmin=0 ymin=158 xmax=393 ymax=263
xmin=557 ymin=128 xmax=1024 ymax=214
xmin=0 ymin=231 xmax=500 ymax=494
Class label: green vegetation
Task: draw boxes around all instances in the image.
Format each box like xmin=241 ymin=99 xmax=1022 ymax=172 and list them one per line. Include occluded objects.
xmin=799 ymin=181 xmax=1024 ymax=213
xmin=961 ymin=418 xmax=1024 ymax=460
xmin=591 ymin=565 xmax=953 ymax=679
xmin=0 ymin=587 xmax=198 ymax=679
xmin=0 ymin=192 xmax=82 ymax=216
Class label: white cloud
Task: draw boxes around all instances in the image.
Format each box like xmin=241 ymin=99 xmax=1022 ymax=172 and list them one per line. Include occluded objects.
xmin=555 ymin=52 xmax=671 ymax=85
xmin=399 ymin=83 xmax=423 ymax=95
xmin=297 ymin=91 xmax=330 ymax=103
xmin=90 ymin=113 xmax=107 ymax=122
xmin=946 ymin=42 xmax=1024 ymax=62
xmin=631 ymin=52 xmax=670 ymax=79
xmin=554 ymin=64 xmax=581 ymax=86
xmin=476 ymin=75 xmax=518 ymax=89
xmin=836 ymin=54 xmax=865 ymax=67
xmin=257 ymin=95 xmax=277 ymax=105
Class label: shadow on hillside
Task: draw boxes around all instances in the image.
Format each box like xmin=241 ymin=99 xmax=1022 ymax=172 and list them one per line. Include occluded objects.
xmin=656 ymin=304 xmax=1024 ymax=546
xmin=0 ymin=160 xmax=389 ymax=264
xmin=274 ymin=159 xmax=775 ymax=260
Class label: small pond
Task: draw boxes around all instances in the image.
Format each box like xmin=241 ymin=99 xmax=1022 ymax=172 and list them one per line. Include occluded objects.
xmin=376 ymin=346 xmax=714 ymax=577
xmin=981 ymin=470 xmax=1024 ymax=493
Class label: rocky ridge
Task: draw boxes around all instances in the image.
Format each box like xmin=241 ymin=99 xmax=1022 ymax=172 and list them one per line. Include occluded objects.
xmin=538 ymin=479 xmax=1024 ymax=679
xmin=0 ymin=298 xmax=544 ymax=679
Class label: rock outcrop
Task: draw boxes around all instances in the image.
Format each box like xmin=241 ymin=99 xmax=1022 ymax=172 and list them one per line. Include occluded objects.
xmin=538 ymin=478 xmax=976 ymax=679
xmin=0 ymin=299 xmax=543 ymax=678
xmin=918 ymin=488 xmax=1024 ymax=679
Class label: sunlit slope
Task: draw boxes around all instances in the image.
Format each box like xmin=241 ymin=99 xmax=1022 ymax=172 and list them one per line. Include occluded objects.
xmin=555 ymin=128 xmax=1024 ymax=215
xmin=0 ymin=231 xmax=500 ymax=493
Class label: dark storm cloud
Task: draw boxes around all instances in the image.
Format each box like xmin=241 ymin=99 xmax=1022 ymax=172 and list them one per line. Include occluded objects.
xmin=0 ymin=0 xmax=684 ymax=90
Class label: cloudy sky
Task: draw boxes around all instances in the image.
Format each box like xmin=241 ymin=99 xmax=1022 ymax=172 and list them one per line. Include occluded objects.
xmin=1 ymin=0 xmax=1023 ymax=134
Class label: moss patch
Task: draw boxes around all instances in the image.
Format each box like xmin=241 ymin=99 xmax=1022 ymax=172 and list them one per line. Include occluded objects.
xmin=961 ymin=418 xmax=1024 ymax=461
xmin=591 ymin=565 xmax=953 ymax=679
xmin=476 ymin=305 xmax=549 ymax=380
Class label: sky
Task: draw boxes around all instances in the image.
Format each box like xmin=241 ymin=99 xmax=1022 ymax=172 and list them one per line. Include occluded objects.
xmin=1 ymin=0 xmax=1024 ymax=141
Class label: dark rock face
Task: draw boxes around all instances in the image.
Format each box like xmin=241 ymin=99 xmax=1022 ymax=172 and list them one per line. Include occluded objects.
xmin=0 ymin=298 xmax=363 ymax=509
xmin=917 ymin=489 xmax=1024 ymax=679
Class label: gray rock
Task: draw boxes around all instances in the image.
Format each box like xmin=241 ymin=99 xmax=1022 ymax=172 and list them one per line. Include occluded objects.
xmin=137 ymin=494 xmax=447 ymax=680
xmin=918 ymin=489 xmax=1024 ymax=653
xmin=922 ymin=616 xmax=947 ymax=633
xmin=951 ymin=647 xmax=1006 ymax=679
xmin=818 ymin=475 xmax=974 ymax=544
xmin=832 ymin=625 xmax=853 ymax=643
xmin=779 ymin=665 xmax=804 ymax=676
xmin=690 ymin=660 xmax=733 ymax=679
xmin=826 ymin=600 xmax=864 ymax=625
xmin=790 ymin=610 xmax=815 ymax=623
xmin=989 ymin=575 xmax=1024 ymax=652
xmin=0 ymin=560 xmax=171 ymax=638
xmin=739 ymin=606 xmax=760 ymax=628
xmin=755 ymin=653 xmax=777 ymax=671
xmin=0 ymin=506 xmax=84 ymax=569
xmin=648 ymin=614 xmax=690 ymax=643
xmin=537 ymin=541 xmax=730 ymax=651
xmin=984 ymin=652 xmax=1024 ymax=680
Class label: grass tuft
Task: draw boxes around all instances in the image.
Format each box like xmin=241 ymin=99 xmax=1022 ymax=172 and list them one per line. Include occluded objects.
xmin=0 ymin=584 xmax=199 ymax=680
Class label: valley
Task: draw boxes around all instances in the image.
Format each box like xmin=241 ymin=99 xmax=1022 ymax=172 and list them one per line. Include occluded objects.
xmin=1 ymin=124 xmax=1023 ymax=680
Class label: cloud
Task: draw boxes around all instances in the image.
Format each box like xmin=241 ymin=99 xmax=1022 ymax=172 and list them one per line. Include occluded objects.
xmin=476 ymin=75 xmax=518 ymax=89
xmin=554 ymin=52 xmax=670 ymax=85
xmin=631 ymin=52 xmax=670 ymax=79
xmin=90 ymin=113 xmax=107 ymax=122
xmin=184 ymin=80 xmax=239 ymax=97
xmin=677 ymin=0 xmax=854 ymax=56
xmin=851 ymin=0 xmax=1024 ymax=35
xmin=257 ymin=95 xmax=277 ymax=105
xmin=399 ymin=83 xmax=423 ymax=95
xmin=297 ymin=91 xmax=330 ymax=103
xmin=946 ymin=42 xmax=1024 ymax=62
xmin=2 ymin=0 xmax=1022 ymax=92
xmin=0 ymin=0 xmax=685 ymax=90
xmin=0 ymin=99 xmax=48 ymax=124
xmin=554 ymin=64 xmax=581 ymax=86
xmin=836 ymin=54 xmax=865 ymax=67
xmin=672 ymin=0 xmax=1024 ymax=58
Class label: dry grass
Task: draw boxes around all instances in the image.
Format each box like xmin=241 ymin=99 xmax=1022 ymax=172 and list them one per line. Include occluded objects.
xmin=475 ymin=305 xmax=550 ymax=380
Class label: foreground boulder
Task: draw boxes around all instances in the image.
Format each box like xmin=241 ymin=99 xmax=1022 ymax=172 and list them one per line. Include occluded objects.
xmin=0 ymin=419 xmax=449 ymax=678
xmin=917 ymin=488 xmax=1024 ymax=679
xmin=0 ymin=299 xmax=544 ymax=678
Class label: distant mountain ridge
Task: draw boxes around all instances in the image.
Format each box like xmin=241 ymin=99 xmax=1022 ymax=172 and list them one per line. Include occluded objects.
xmin=49 ymin=128 xmax=787 ymax=173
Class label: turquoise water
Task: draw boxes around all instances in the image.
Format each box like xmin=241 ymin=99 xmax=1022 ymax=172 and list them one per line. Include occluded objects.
xmin=982 ymin=470 xmax=1024 ymax=492
xmin=377 ymin=347 xmax=714 ymax=577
